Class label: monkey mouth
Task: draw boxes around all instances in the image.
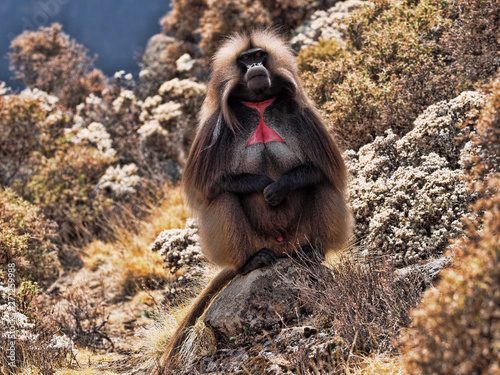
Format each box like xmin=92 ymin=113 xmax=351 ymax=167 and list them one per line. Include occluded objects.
xmin=246 ymin=66 xmax=271 ymax=91
xmin=247 ymin=75 xmax=271 ymax=92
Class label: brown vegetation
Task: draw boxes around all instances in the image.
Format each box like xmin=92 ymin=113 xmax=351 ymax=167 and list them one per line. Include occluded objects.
xmin=161 ymin=0 xmax=337 ymax=56
xmin=9 ymin=23 xmax=105 ymax=108
xmin=298 ymin=0 xmax=500 ymax=150
xmin=0 ymin=188 xmax=61 ymax=288
xmin=0 ymin=88 xmax=68 ymax=186
xmin=2 ymin=0 xmax=499 ymax=372
xmin=401 ymin=73 xmax=500 ymax=375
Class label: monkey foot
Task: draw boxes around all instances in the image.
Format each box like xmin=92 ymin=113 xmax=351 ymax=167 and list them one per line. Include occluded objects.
xmin=239 ymin=248 xmax=277 ymax=275
xmin=296 ymin=246 xmax=325 ymax=265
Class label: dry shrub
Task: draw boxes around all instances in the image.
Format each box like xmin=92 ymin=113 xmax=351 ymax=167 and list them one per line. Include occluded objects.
xmin=47 ymin=283 xmax=113 ymax=351
xmin=299 ymin=0 xmax=500 ymax=150
xmin=76 ymin=91 xmax=146 ymax=179
xmin=345 ymin=91 xmax=483 ymax=265
xmin=9 ymin=23 xmax=105 ymax=108
xmin=161 ymin=0 xmax=208 ymax=44
xmin=0 ymin=88 xmax=159 ymax=247
xmin=0 ymin=318 xmax=75 ymax=374
xmin=161 ymin=0 xmax=336 ymax=56
xmin=20 ymin=142 xmax=115 ymax=244
xmin=442 ymin=0 xmax=500 ymax=86
xmin=294 ymin=255 xmax=423 ymax=358
xmin=0 ymin=188 xmax=61 ymax=288
xmin=0 ymin=89 xmax=68 ymax=186
xmin=0 ymin=282 xmax=76 ymax=373
xmin=198 ymin=0 xmax=273 ymax=56
xmin=401 ymin=74 xmax=500 ymax=374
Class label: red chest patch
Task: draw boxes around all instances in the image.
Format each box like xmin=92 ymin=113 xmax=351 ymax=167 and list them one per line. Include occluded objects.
xmin=242 ymin=98 xmax=285 ymax=146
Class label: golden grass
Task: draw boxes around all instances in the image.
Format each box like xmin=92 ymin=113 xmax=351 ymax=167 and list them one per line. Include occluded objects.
xmin=81 ymin=185 xmax=190 ymax=295
xmin=351 ymin=354 xmax=408 ymax=375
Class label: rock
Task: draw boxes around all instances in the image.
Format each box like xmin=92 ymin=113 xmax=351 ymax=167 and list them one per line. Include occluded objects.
xmin=203 ymin=257 xmax=331 ymax=339
xmin=395 ymin=256 xmax=452 ymax=290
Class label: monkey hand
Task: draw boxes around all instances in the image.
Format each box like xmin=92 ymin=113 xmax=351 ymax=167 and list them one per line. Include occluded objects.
xmin=253 ymin=174 xmax=275 ymax=192
xmin=263 ymin=181 xmax=290 ymax=206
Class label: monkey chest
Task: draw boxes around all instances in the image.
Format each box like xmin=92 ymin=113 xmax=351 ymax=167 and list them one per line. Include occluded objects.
xmin=234 ymin=143 xmax=299 ymax=178
xmin=231 ymin=100 xmax=304 ymax=177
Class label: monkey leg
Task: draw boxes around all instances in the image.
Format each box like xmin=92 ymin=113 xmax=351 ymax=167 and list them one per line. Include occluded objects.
xmin=198 ymin=193 xmax=270 ymax=270
xmin=294 ymin=184 xmax=350 ymax=257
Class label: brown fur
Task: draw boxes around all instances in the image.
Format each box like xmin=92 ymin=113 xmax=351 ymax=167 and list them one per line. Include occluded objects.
xmin=155 ymin=29 xmax=351 ymax=374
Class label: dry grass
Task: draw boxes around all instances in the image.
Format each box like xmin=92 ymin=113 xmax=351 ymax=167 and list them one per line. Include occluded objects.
xmin=351 ymin=354 xmax=408 ymax=375
xmin=81 ymin=185 xmax=190 ymax=296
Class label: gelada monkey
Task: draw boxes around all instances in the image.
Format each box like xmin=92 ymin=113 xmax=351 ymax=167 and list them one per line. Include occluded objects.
xmin=155 ymin=29 xmax=350 ymax=373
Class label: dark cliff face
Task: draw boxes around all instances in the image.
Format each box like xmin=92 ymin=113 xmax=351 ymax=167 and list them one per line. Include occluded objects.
xmin=0 ymin=0 xmax=171 ymax=88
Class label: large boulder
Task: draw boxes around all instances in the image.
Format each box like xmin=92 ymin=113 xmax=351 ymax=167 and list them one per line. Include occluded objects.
xmin=204 ymin=257 xmax=332 ymax=340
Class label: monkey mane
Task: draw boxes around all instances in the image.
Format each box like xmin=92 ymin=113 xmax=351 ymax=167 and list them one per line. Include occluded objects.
xmin=201 ymin=29 xmax=310 ymax=133
xmin=183 ymin=110 xmax=234 ymax=209
xmin=186 ymin=29 xmax=346 ymax=208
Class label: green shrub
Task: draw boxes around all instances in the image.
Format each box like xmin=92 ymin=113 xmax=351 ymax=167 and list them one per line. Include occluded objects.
xmin=299 ymin=0 xmax=500 ymax=150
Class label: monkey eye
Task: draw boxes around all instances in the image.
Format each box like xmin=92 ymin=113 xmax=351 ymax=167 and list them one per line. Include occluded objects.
xmin=242 ymin=55 xmax=249 ymax=60
xmin=255 ymin=51 xmax=262 ymax=58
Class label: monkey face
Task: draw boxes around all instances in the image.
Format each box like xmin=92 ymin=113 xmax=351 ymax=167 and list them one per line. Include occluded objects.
xmin=234 ymin=47 xmax=279 ymax=101
xmin=237 ymin=48 xmax=271 ymax=93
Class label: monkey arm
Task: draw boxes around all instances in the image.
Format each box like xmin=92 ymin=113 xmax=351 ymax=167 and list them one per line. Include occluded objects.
xmin=264 ymin=164 xmax=325 ymax=206
xmin=209 ymin=173 xmax=274 ymax=199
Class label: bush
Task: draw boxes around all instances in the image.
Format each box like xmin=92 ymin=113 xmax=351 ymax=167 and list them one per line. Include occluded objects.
xmin=9 ymin=23 xmax=105 ymax=108
xmin=161 ymin=0 xmax=337 ymax=56
xmin=345 ymin=91 xmax=483 ymax=265
xmin=0 ymin=88 xmax=68 ymax=186
xmin=0 ymin=282 xmax=76 ymax=373
xmin=0 ymin=87 xmax=147 ymax=245
xmin=21 ymin=140 xmax=115 ymax=244
xmin=0 ymin=188 xmax=61 ymax=288
xmin=293 ymin=255 xmax=424 ymax=357
xmin=298 ymin=0 xmax=500 ymax=150
xmin=47 ymin=283 xmax=113 ymax=351
xmin=401 ymin=73 xmax=500 ymax=375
